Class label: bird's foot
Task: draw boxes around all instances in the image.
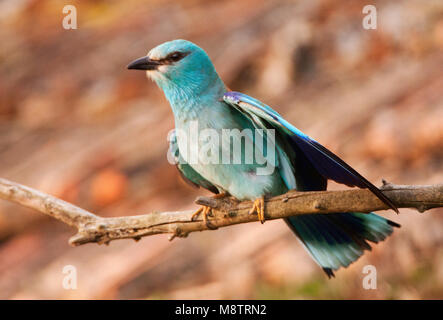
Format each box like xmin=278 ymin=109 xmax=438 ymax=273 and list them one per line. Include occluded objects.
xmin=249 ymin=196 xmax=265 ymax=224
xmin=191 ymin=205 xmax=217 ymax=229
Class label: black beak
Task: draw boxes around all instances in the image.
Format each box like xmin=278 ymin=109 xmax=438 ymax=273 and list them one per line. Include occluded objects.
xmin=127 ymin=56 xmax=161 ymax=70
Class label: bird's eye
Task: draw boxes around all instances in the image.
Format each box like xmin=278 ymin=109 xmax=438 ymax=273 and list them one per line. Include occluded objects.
xmin=166 ymin=51 xmax=186 ymax=62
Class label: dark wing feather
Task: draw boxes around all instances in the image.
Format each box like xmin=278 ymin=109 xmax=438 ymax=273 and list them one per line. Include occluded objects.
xmin=223 ymin=91 xmax=398 ymax=212
xmin=289 ymin=134 xmax=397 ymax=211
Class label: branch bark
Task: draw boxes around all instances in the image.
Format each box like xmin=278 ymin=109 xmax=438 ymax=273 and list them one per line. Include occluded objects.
xmin=0 ymin=177 xmax=441 ymax=246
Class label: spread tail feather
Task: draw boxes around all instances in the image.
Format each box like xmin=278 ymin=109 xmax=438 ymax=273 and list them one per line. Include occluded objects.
xmin=285 ymin=212 xmax=400 ymax=278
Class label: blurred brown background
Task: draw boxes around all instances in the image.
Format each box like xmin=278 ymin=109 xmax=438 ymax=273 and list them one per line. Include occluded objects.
xmin=0 ymin=0 xmax=442 ymax=299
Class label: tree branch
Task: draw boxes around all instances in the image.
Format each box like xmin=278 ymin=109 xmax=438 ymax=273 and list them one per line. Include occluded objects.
xmin=0 ymin=177 xmax=441 ymax=246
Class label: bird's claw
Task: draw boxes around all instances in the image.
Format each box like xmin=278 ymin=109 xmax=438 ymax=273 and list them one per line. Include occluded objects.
xmin=249 ymin=196 xmax=265 ymax=224
xmin=191 ymin=205 xmax=217 ymax=229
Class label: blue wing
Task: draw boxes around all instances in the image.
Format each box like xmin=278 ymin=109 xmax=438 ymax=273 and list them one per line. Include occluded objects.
xmin=168 ymin=129 xmax=219 ymax=194
xmin=223 ymin=91 xmax=398 ymax=213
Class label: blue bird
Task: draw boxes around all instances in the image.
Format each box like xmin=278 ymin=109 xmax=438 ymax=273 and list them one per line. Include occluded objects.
xmin=128 ymin=39 xmax=400 ymax=277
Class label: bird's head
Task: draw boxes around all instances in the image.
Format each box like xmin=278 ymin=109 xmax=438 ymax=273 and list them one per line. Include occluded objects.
xmin=128 ymin=40 xmax=225 ymax=104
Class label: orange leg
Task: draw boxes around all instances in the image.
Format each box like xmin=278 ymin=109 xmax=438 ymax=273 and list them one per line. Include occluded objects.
xmin=190 ymin=193 xmax=229 ymax=229
xmin=249 ymin=196 xmax=266 ymax=224
xmin=191 ymin=205 xmax=217 ymax=229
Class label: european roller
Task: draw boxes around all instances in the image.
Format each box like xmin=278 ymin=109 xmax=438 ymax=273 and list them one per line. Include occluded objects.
xmin=128 ymin=39 xmax=400 ymax=277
